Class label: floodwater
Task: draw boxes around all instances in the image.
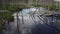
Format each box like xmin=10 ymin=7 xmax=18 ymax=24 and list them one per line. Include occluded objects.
xmin=3 ymin=7 xmax=60 ymax=34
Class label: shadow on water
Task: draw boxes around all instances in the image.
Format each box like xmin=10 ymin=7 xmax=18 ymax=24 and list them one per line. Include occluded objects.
xmin=5 ymin=7 xmax=60 ymax=34
xmin=31 ymin=22 xmax=60 ymax=34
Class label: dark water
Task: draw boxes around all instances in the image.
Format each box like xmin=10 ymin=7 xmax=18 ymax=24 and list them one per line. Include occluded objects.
xmin=31 ymin=23 xmax=60 ymax=34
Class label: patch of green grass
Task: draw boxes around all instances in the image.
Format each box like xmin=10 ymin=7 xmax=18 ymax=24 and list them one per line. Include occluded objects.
xmin=0 ymin=17 xmax=4 ymax=32
xmin=0 ymin=4 xmax=26 ymax=22
xmin=0 ymin=11 xmax=14 ymax=21
xmin=0 ymin=4 xmax=26 ymax=32
xmin=0 ymin=22 xmax=4 ymax=31
xmin=48 ymin=5 xmax=57 ymax=10
xmin=2 ymin=4 xmax=25 ymax=12
xmin=56 ymin=22 xmax=60 ymax=26
xmin=31 ymin=4 xmax=60 ymax=11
